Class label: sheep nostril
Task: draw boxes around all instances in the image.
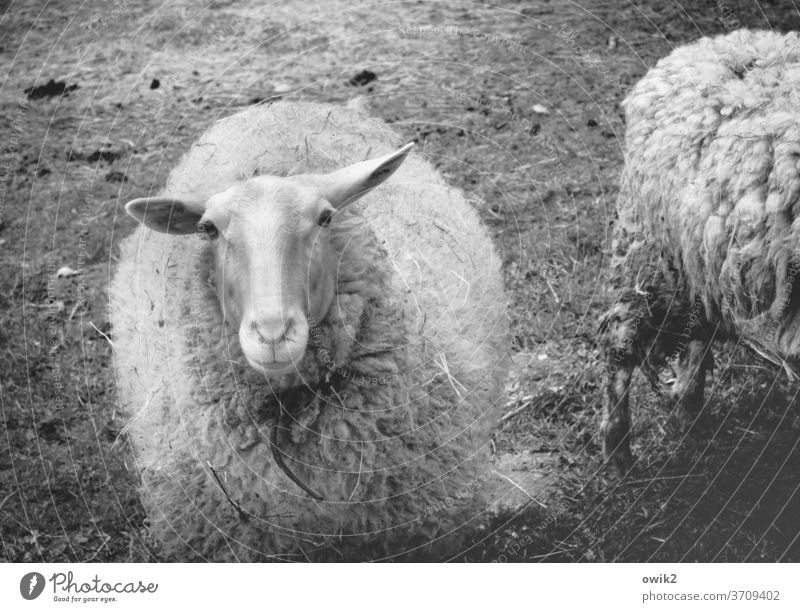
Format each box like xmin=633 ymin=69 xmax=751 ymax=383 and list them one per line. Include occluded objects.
xmin=284 ymin=316 xmax=298 ymax=341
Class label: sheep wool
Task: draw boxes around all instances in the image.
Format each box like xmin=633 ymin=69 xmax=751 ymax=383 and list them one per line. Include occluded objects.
xmin=111 ymin=101 xmax=509 ymax=561
xmin=601 ymin=29 xmax=800 ymax=469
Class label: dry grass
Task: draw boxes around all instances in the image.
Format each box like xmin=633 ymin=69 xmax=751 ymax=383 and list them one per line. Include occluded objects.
xmin=2 ymin=0 xmax=800 ymax=562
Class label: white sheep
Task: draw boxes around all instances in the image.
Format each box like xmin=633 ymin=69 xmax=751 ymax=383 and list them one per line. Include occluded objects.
xmin=600 ymin=29 xmax=800 ymax=471
xmin=110 ymin=100 xmax=510 ymax=560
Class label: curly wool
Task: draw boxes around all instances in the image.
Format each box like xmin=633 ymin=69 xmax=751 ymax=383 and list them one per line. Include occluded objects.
xmin=612 ymin=28 xmax=800 ymax=359
xmin=111 ymin=101 xmax=509 ymax=561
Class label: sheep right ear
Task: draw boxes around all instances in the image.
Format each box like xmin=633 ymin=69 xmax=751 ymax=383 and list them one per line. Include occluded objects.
xmin=125 ymin=197 xmax=206 ymax=234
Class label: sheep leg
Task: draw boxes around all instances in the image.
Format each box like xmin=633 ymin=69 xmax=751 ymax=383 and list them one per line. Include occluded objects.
xmin=601 ymin=287 xmax=706 ymax=471
xmin=601 ymin=354 xmax=635 ymax=473
xmin=600 ymin=301 xmax=645 ymax=473
xmin=667 ymin=339 xmax=712 ymax=432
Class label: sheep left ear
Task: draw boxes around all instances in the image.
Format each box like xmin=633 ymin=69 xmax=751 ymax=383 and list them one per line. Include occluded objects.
xmin=320 ymin=143 xmax=414 ymax=209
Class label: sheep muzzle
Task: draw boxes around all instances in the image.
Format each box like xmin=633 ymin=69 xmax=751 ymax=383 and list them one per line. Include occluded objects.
xmin=238 ymin=308 xmax=310 ymax=376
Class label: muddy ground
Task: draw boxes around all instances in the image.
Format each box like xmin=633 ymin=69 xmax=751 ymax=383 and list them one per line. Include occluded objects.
xmin=1 ymin=0 xmax=799 ymax=562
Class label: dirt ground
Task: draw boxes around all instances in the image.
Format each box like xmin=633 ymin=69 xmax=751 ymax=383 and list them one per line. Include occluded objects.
xmin=1 ymin=0 xmax=800 ymax=562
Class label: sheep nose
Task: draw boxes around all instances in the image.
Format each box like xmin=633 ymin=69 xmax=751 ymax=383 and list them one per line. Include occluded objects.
xmin=251 ymin=313 xmax=298 ymax=345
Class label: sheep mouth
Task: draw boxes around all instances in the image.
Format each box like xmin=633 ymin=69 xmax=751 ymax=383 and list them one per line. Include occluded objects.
xmin=246 ymin=356 xmax=302 ymax=377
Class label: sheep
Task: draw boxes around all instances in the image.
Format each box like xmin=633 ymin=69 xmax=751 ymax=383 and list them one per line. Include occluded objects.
xmin=110 ymin=100 xmax=510 ymax=561
xmin=600 ymin=29 xmax=800 ymax=472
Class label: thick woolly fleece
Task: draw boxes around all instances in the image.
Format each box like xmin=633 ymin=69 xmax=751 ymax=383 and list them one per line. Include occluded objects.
xmin=111 ymin=101 xmax=509 ymax=561
xmin=610 ymin=29 xmax=800 ymax=360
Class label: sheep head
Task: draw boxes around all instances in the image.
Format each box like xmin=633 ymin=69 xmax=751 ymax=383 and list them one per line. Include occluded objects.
xmin=125 ymin=142 xmax=413 ymax=377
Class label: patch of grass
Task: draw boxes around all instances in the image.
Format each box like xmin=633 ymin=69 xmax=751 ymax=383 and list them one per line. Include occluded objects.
xmin=2 ymin=0 xmax=800 ymax=561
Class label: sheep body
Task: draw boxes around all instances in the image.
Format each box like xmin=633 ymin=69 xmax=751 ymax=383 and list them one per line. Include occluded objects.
xmin=111 ymin=101 xmax=509 ymax=560
xmin=601 ymin=29 xmax=800 ymax=469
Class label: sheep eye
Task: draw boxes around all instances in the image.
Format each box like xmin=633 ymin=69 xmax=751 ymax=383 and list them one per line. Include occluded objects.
xmin=317 ymin=209 xmax=334 ymax=228
xmin=197 ymin=220 xmax=219 ymax=239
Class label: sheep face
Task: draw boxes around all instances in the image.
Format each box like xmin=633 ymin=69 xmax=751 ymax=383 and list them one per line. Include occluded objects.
xmin=204 ymin=178 xmax=335 ymax=376
xmin=124 ymin=143 xmax=413 ymax=378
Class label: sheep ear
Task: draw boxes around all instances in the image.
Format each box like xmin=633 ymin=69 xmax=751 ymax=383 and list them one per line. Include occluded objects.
xmin=125 ymin=197 xmax=206 ymax=234
xmin=320 ymin=143 xmax=414 ymax=209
